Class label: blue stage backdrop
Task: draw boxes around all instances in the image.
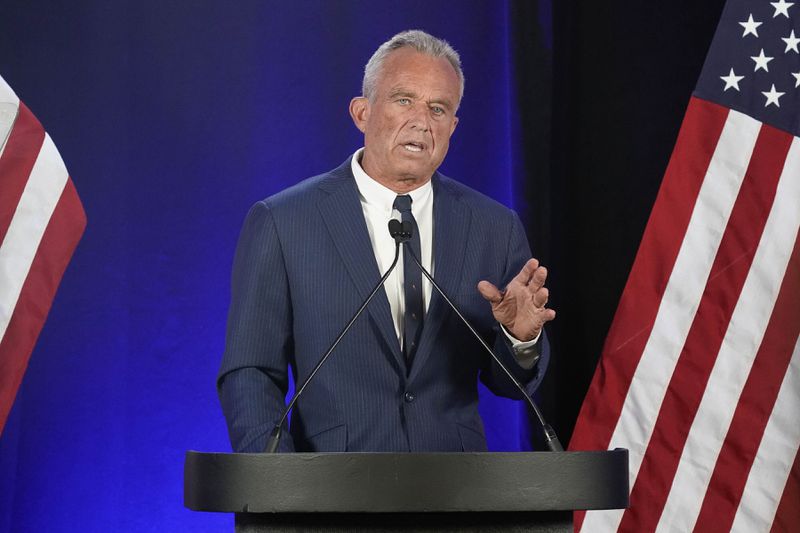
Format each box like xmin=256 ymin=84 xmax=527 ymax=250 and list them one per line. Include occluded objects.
xmin=0 ymin=1 xmax=553 ymax=531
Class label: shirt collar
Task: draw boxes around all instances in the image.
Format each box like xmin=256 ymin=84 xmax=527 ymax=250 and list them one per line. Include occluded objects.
xmin=351 ymin=148 xmax=433 ymax=212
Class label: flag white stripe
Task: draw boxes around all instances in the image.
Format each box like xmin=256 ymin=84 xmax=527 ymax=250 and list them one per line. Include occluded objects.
xmin=656 ymin=137 xmax=800 ymax=531
xmin=730 ymin=335 xmax=800 ymax=532
xmin=0 ymin=76 xmax=20 ymax=104
xmin=0 ymin=134 xmax=68 ymax=342
xmin=0 ymin=76 xmax=20 ymax=159
xmin=581 ymin=109 xmax=762 ymax=532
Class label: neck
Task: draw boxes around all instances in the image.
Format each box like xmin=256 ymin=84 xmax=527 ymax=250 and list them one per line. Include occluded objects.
xmin=359 ymin=154 xmax=431 ymax=194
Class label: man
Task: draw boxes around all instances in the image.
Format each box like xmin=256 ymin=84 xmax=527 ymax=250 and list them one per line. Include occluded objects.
xmin=218 ymin=30 xmax=555 ymax=453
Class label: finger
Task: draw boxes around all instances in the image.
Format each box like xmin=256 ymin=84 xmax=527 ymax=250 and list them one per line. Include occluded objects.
xmin=477 ymin=280 xmax=503 ymax=303
xmin=532 ymin=286 xmax=549 ymax=308
xmin=528 ymin=266 xmax=548 ymax=291
xmin=533 ymin=308 xmax=557 ymax=329
xmin=511 ymin=258 xmax=539 ymax=286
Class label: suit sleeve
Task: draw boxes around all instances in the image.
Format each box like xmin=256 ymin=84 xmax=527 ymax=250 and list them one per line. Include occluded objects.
xmin=217 ymin=201 xmax=295 ymax=453
xmin=479 ymin=211 xmax=550 ymax=399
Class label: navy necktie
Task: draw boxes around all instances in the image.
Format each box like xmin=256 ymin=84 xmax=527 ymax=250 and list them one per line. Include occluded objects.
xmin=393 ymin=195 xmax=423 ymax=365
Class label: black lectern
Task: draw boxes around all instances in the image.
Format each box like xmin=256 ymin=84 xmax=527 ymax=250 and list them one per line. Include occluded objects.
xmin=184 ymin=450 xmax=628 ymax=532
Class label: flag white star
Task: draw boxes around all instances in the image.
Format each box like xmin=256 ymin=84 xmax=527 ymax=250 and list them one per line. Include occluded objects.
xmin=720 ymin=68 xmax=745 ymax=91
xmin=762 ymin=84 xmax=785 ymax=107
xmin=751 ymin=49 xmax=774 ymax=72
xmin=793 ymin=71 xmax=800 ymax=87
xmin=739 ymin=14 xmax=763 ymax=37
xmin=771 ymin=0 xmax=794 ymax=17
xmin=783 ymin=30 xmax=800 ymax=52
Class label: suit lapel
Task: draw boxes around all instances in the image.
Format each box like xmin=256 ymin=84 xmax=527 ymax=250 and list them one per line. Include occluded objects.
xmin=317 ymin=164 xmax=404 ymax=371
xmin=408 ymin=175 xmax=471 ymax=384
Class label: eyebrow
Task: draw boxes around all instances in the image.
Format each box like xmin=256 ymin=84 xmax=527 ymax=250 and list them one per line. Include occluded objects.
xmin=388 ymin=89 xmax=417 ymax=100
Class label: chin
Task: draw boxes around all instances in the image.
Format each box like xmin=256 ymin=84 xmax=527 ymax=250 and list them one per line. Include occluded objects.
xmin=396 ymin=166 xmax=432 ymax=182
xmin=394 ymin=157 xmax=435 ymax=173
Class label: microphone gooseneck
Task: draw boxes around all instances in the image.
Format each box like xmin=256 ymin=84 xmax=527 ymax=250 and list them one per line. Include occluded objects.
xmin=403 ymin=243 xmax=564 ymax=452
xmin=264 ymin=228 xmax=402 ymax=453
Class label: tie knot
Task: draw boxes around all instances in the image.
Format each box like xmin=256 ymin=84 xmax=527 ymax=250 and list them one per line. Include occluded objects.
xmin=393 ymin=195 xmax=413 ymax=213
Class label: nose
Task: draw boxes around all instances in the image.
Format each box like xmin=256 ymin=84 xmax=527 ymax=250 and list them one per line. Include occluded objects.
xmin=408 ymin=105 xmax=430 ymax=133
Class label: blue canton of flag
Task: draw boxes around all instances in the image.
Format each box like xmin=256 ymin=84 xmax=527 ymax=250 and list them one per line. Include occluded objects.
xmin=696 ymin=0 xmax=800 ymax=134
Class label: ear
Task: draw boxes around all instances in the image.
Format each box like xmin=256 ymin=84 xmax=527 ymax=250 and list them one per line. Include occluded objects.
xmin=349 ymin=97 xmax=370 ymax=133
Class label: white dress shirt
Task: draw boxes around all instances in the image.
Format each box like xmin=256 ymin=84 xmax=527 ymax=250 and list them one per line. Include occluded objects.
xmin=351 ymin=148 xmax=433 ymax=343
xmin=350 ymin=149 xmax=540 ymax=367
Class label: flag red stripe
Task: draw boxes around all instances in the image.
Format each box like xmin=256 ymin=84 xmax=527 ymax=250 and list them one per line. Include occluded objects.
xmin=692 ymin=228 xmax=800 ymax=532
xmin=618 ymin=123 xmax=792 ymax=532
xmin=572 ymin=97 xmax=729 ymax=532
xmin=0 ymin=178 xmax=85 ymax=433
xmin=771 ymin=447 xmax=800 ymax=533
xmin=570 ymin=98 xmax=729 ymax=452
xmin=0 ymin=103 xmax=45 ymax=245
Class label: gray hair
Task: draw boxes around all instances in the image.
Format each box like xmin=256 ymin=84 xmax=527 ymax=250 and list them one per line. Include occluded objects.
xmin=362 ymin=30 xmax=464 ymax=105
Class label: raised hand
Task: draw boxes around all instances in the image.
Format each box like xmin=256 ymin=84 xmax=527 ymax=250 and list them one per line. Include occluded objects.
xmin=477 ymin=258 xmax=556 ymax=342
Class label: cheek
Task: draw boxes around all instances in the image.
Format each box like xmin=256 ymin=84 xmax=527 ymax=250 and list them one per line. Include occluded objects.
xmin=370 ymin=120 xmax=393 ymax=141
xmin=433 ymin=131 xmax=451 ymax=151
xmin=365 ymin=118 xmax=392 ymax=145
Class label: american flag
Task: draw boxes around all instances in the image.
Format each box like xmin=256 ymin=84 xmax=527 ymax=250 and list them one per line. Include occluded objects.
xmin=570 ymin=0 xmax=800 ymax=531
xmin=0 ymin=75 xmax=86 ymax=434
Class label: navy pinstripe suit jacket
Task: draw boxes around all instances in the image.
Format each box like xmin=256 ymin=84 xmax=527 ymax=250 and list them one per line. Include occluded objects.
xmin=217 ymin=158 xmax=549 ymax=453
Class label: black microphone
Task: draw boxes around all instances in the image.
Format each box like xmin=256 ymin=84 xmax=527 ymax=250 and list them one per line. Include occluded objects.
xmin=402 ymin=229 xmax=564 ymax=452
xmin=388 ymin=218 xmax=412 ymax=243
xmin=264 ymin=221 xmax=404 ymax=453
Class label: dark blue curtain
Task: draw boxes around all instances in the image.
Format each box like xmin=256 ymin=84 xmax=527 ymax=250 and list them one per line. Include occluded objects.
xmin=0 ymin=1 xmax=557 ymax=531
xmin=1 ymin=0 xmax=732 ymax=530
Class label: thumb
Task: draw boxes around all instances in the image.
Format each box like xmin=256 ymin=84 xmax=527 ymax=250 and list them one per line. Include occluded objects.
xmin=477 ymin=280 xmax=503 ymax=304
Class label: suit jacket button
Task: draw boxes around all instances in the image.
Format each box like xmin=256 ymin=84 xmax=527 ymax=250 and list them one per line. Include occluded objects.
xmin=404 ymin=392 xmax=415 ymax=403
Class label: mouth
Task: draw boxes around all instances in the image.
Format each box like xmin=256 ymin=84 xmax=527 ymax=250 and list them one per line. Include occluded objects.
xmin=401 ymin=141 xmax=426 ymax=153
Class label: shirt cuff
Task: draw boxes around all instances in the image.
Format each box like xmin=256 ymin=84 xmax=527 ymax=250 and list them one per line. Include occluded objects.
xmin=500 ymin=325 xmax=542 ymax=370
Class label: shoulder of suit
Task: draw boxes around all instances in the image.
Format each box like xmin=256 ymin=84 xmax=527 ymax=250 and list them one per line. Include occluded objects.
xmin=251 ymin=162 xmax=520 ymax=226
xmin=434 ymin=172 xmax=519 ymax=220
xmin=255 ymin=159 xmax=353 ymax=213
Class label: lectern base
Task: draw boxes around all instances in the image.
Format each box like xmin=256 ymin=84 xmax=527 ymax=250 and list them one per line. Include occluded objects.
xmin=235 ymin=511 xmax=571 ymax=532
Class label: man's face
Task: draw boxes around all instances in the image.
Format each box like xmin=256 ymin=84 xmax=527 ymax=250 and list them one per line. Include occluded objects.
xmin=350 ymin=48 xmax=460 ymax=193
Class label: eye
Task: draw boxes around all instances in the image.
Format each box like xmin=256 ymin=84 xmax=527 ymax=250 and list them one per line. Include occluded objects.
xmin=397 ymin=98 xmax=411 ymax=105
xmin=431 ymin=106 xmax=445 ymax=115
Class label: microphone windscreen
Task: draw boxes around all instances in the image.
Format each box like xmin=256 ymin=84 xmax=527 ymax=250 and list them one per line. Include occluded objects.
xmin=388 ymin=219 xmax=402 ymax=238
xmin=401 ymin=220 xmax=413 ymax=238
